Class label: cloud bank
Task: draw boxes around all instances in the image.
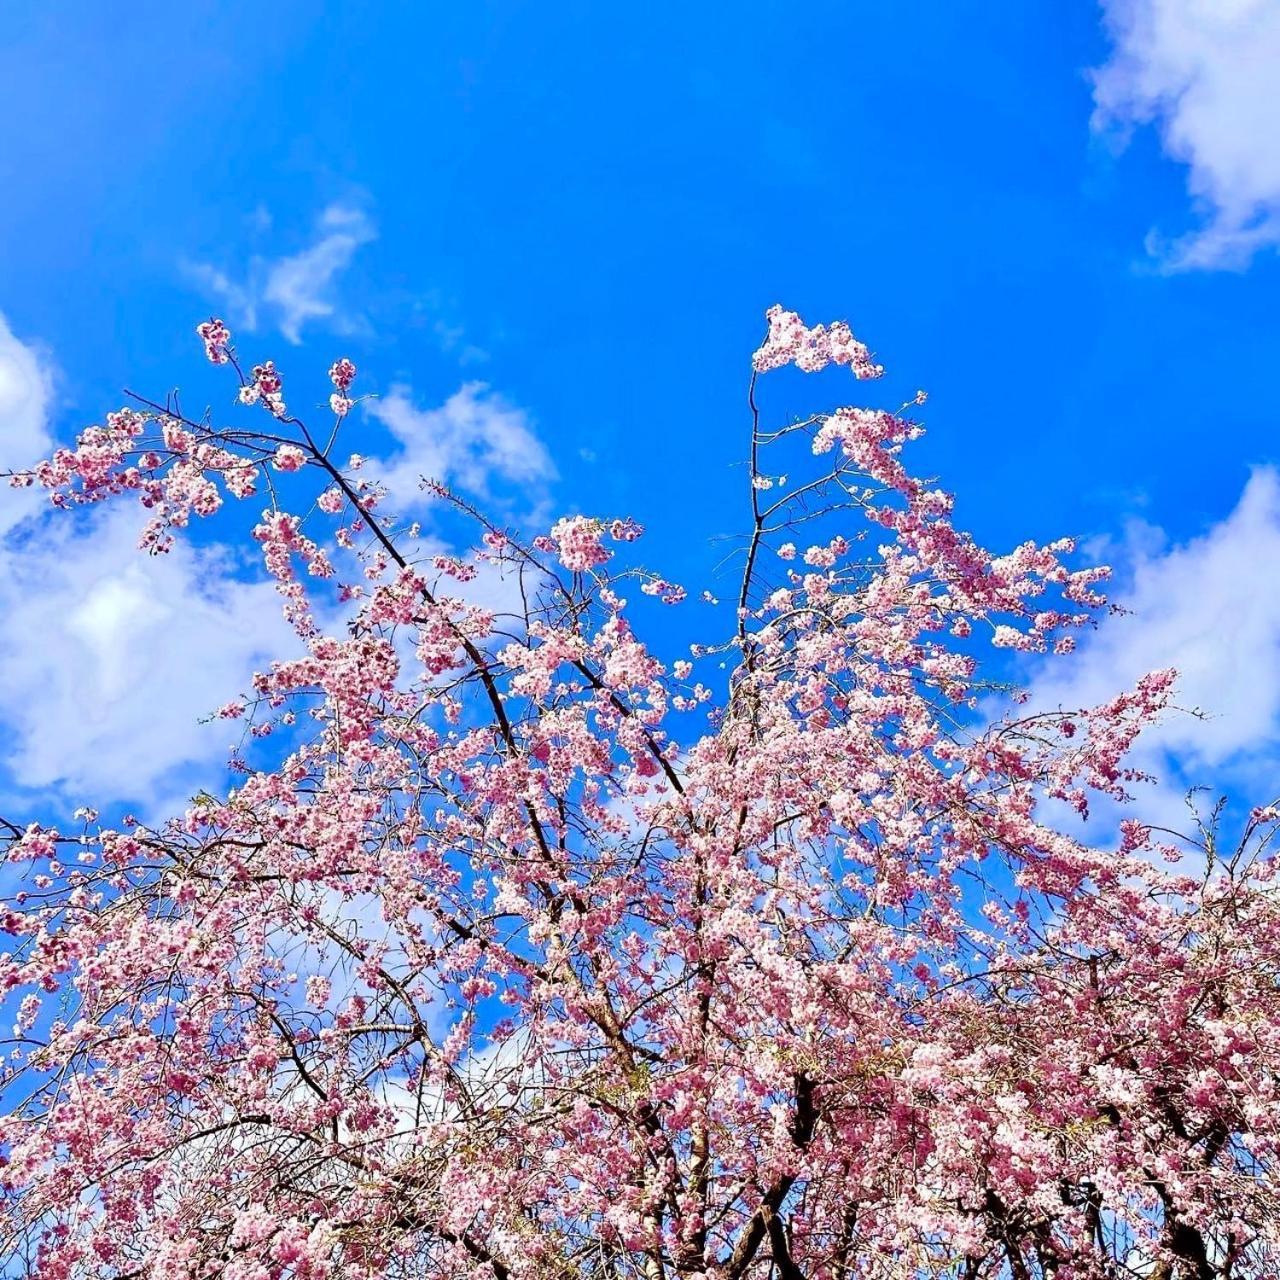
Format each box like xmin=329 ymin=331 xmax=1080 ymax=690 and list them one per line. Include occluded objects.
xmin=1029 ymin=466 xmax=1280 ymax=829
xmin=0 ymin=318 xmax=554 ymax=817
xmin=1093 ymin=0 xmax=1280 ymax=269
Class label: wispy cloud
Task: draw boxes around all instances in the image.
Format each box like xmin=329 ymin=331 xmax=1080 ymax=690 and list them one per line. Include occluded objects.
xmin=0 ymin=313 xmax=54 ymax=533
xmin=1092 ymin=0 xmax=1280 ymax=269
xmin=1027 ymin=467 xmax=1280 ymax=826
xmin=0 ymin=506 xmax=300 ymax=815
xmin=264 ymin=206 xmax=376 ymax=343
xmin=0 ymin=316 xmax=554 ymax=815
xmin=366 ymin=381 xmax=556 ymax=510
xmin=0 ymin=319 xmax=306 ymax=815
xmin=185 ymin=261 xmax=259 ymax=331
xmin=186 ymin=203 xmax=377 ymax=344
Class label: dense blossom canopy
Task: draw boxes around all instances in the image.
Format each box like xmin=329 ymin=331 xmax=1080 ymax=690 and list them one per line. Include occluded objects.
xmin=1 ymin=310 xmax=1277 ymax=1280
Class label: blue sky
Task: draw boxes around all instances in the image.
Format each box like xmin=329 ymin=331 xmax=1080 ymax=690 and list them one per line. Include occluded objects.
xmin=1 ymin=0 xmax=1279 ymax=828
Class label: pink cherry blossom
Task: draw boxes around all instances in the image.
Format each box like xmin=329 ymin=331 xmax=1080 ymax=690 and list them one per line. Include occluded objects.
xmin=329 ymin=357 xmax=356 ymax=392
xmin=2 ymin=308 xmax=1277 ymax=1280
xmin=753 ymin=303 xmax=884 ymax=378
xmin=272 ymin=444 xmax=307 ymax=472
xmin=196 ymin=317 xmax=232 ymax=364
xmin=549 ymin=514 xmax=611 ymax=571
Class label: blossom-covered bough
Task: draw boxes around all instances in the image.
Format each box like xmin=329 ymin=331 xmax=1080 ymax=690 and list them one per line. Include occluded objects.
xmin=1 ymin=307 xmax=1277 ymax=1280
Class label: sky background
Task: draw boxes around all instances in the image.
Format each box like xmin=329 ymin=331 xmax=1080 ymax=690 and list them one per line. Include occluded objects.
xmin=0 ymin=0 xmax=1278 ymax=835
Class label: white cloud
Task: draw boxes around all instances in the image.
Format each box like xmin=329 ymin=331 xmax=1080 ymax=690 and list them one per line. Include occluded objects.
xmin=1092 ymin=0 xmax=1280 ymax=269
xmin=264 ymin=206 xmax=376 ymax=344
xmin=0 ymin=317 xmax=555 ymax=824
xmin=0 ymin=317 xmax=308 ymax=816
xmin=358 ymin=382 xmax=559 ymax=676
xmin=0 ymin=506 xmax=298 ymax=813
xmin=366 ymin=381 xmax=556 ymax=510
xmin=1028 ymin=467 xmax=1280 ymax=823
xmin=0 ymin=313 xmax=54 ymax=534
xmin=184 ymin=261 xmax=258 ymax=331
xmin=186 ymin=204 xmax=376 ymax=345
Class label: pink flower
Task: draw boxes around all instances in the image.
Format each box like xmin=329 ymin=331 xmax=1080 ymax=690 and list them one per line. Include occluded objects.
xmin=272 ymin=445 xmax=307 ymax=473
xmin=248 ymin=360 xmax=287 ymax=416
xmin=304 ymin=975 xmax=331 ymax=1006
xmin=196 ymin=317 xmax=232 ymax=364
xmin=753 ymin=304 xmax=883 ymax=378
xmin=10 ymin=301 xmax=1278 ymax=1280
xmin=329 ymin=357 xmax=357 ymax=392
xmin=550 ymin=515 xmax=611 ymax=572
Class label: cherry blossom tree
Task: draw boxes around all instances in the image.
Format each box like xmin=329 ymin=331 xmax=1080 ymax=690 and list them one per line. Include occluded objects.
xmin=1 ymin=306 xmax=1277 ymax=1280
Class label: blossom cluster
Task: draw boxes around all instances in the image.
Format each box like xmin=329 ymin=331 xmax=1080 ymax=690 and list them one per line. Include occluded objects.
xmin=752 ymin=303 xmax=884 ymax=378
xmin=2 ymin=307 xmax=1275 ymax=1280
xmin=329 ymin=356 xmax=356 ymax=415
xmin=239 ymin=359 xmax=287 ymax=416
